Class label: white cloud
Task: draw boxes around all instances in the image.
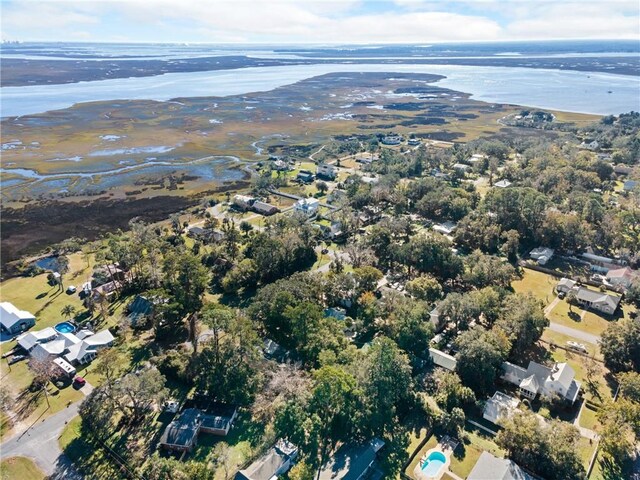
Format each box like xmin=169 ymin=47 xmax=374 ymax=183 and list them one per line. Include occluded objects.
xmin=1 ymin=0 xmax=638 ymax=43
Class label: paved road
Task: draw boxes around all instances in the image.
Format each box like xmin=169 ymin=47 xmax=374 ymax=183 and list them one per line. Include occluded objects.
xmin=1 ymin=382 xmax=93 ymax=479
xmin=548 ymin=321 xmax=600 ymax=345
xmin=1 ymin=400 xmax=84 ymax=479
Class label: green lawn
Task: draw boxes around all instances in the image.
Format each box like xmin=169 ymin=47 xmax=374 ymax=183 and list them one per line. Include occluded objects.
xmin=546 ymin=297 xmax=611 ymax=338
xmin=0 ymin=456 xmax=45 ymax=480
xmin=511 ymin=269 xmax=557 ymax=305
xmin=449 ymin=424 xmax=505 ymax=478
xmin=404 ymin=435 xmax=438 ymax=479
xmin=579 ymin=402 xmax=600 ymax=431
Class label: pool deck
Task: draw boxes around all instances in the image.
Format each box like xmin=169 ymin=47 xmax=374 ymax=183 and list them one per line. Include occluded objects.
xmin=413 ymin=436 xmax=459 ymax=480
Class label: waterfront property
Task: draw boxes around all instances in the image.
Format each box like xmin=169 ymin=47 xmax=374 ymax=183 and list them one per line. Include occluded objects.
xmin=0 ymin=302 xmax=36 ymax=335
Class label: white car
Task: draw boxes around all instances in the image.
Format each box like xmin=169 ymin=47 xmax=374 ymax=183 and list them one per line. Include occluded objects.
xmin=164 ymin=400 xmax=179 ymax=414
xmin=66 ymin=285 xmax=77 ymax=294
xmin=566 ymin=341 xmax=588 ymax=353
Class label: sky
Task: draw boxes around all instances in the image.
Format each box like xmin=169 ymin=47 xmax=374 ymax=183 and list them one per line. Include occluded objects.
xmin=1 ymin=0 xmax=639 ymax=44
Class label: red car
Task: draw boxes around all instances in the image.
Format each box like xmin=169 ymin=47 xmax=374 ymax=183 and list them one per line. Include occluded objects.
xmin=73 ymin=376 xmax=86 ymax=387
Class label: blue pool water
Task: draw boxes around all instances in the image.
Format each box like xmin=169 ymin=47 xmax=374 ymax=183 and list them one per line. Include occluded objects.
xmin=55 ymin=322 xmax=76 ymax=334
xmin=422 ymin=451 xmax=446 ymax=477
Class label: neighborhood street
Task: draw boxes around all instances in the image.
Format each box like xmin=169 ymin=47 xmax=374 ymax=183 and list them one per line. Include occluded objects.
xmin=547 ymin=321 xmax=600 ymax=345
xmin=1 ymin=400 xmax=84 ymax=479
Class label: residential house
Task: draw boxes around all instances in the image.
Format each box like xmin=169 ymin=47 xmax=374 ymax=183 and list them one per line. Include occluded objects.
xmin=17 ymin=327 xmax=58 ymax=352
xmin=64 ymin=329 xmax=116 ymax=364
xmin=494 ymin=179 xmax=512 ymax=188
xmin=529 ymin=247 xmax=554 ymax=265
xmin=252 ymin=201 xmax=279 ymax=216
xmin=159 ymin=408 xmax=202 ymax=453
xmin=574 ymin=287 xmax=620 ymax=315
xmin=355 ymin=152 xmax=378 ymax=164
xmin=467 ymin=153 xmax=486 ymax=164
xmin=468 ymin=451 xmax=535 ymax=480
xmin=296 ymin=170 xmax=315 ymax=183
xmin=317 ymin=163 xmax=337 ymax=180
xmin=235 ymin=440 xmax=298 ymax=480
xmin=0 ymin=302 xmax=36 ymax=335
xmin=606 ymin=266 xmax=638 ymax=290
xmin=429 ymin=348 xmax=456 ymax=371
xmin=381 ymin=135 xmax=402 ymax=145
xmin=452 ymin=163 xmax=471 ymax=173
xmin=159 ymin=404 xmax=238 ymax=452
xmin=580 ymin=140 xmax=599 ymax=151
xmin=556 ymin=278 xmax=577 ymax=294
xmin=234 ymin=195 xmax=256 ymax=211
xmin=483 ymin=391 xmax=520 ymax=425
xmin=429 ymin=306 xmax=443 ymax=332
xmin=272 ymin=160 xmax=291 ymax=171
xmin=294 ymin=198 xmax=320 ymax=217
xmin=318 ymin=438 xmax=385 ymax=480
xmin=501 ymin=361 xmax=581 ymax=403
xmin=408 ymin=138 xmax=421 ymax=146
xmin=127 ymin=295 xmax=154 ymax=327
xmin=187 ymin=226 xmax=206 ymax=239
xmin=433 ymin=221 xmax=457 ymax=236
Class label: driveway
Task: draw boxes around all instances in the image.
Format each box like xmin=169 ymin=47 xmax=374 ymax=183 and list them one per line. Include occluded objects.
xmin=1 ymin=382 xmax=93 ymax=479
xmin=547 ymin=322 xmax=600 ymax=345
xmin=1 ymin=401 xmax=83 ymax=479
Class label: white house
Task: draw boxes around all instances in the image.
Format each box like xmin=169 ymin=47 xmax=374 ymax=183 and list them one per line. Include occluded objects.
xmin=234 ymin=195 xmax=256 ymax=210
xmin=0 ymin=302 xmax=36 ymax=335
xmin=501 ymin=361 xmax=581 ymax=403
xmin=452 ymin=163 xmax=471 ymax=173
xmin=429 ymin=348 xmax=457 ymax=371
xmin=316 ymin=163 xmax=337 ymax=180
xmin=483 ymin=391 xmax=520 ymax=425
xmin=64 ymin=329 xmax=115 ymax=364
xmin=494 ymin=180 xmax=512 ymax=188
xmin=17 ymin=327 xmax=114 ymax=365
xmin=294 ymin=198 xmax=320 ymax=217
xmin=235 ymin=440 xmax=298 ymax=480
xmin=529 ymin=247 xmax=554 ymax=265
xmin=433 ymin=221 xmax=457 ymax=236
xmin=556 ymin=278 xmax=577 ymax=294
xmin=574 ymin=287 xmax=620 ymax=315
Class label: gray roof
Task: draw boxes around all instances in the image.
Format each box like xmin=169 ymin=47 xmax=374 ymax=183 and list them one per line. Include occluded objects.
xmin=235 ymin=442 xmax=297 ymax=480
xmin=429 ymin=348 xmax=457 ymax=371
xmin=160 ymin=408 xmax=201 ymax=447
xmin=468 ymin=452 xmax=535 ymax=480
xmin=575 ymin=287 xmax=621 ymax=309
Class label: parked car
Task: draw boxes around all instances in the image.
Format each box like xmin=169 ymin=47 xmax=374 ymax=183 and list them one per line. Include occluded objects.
xmin=66 ymin=285 xmax=77 ymax=294
xmin=73 ymin=376 xmax=86 ymax=387
xmin=566 ymin=341 xmax=588 ymax=354
xmin=558 ymin=291 xmax=566 ymax=299
xmin=164 ymin=400 xmax=179 ymax=413
xmin=8 ymin=354 xmax=26 ymax=365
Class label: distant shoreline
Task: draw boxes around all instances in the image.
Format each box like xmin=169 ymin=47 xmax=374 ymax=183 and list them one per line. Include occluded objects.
xmin=2 ymin=54 xmax=639 ymax=87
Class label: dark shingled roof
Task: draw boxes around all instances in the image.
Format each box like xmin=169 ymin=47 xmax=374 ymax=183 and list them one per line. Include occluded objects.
xmin=159 ymin=408 xmax=201 ymax=448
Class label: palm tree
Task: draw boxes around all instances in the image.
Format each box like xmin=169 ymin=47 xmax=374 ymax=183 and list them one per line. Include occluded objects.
xmin=61 ymin=304 xmax=76 ymax=321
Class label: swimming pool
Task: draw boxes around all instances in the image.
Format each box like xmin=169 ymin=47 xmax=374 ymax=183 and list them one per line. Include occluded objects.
xmin=421 ymin=451 xmax=446 ymax=477
xmin=55 ymin=322 xmax=76 ymax=334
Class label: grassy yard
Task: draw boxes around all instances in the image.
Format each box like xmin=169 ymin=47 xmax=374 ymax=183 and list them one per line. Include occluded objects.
xmin=511 ymin=269 xmax=557 ymax=305
xmin=449 ymin=424 xmax=506 ymax=479
xmin=404 ymin=435 xmax=438 ymax=479
xmin=541 ymin=329 xmax=600 ymax=357
xmin=0 ymin=456 xmax=45 ymax=480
